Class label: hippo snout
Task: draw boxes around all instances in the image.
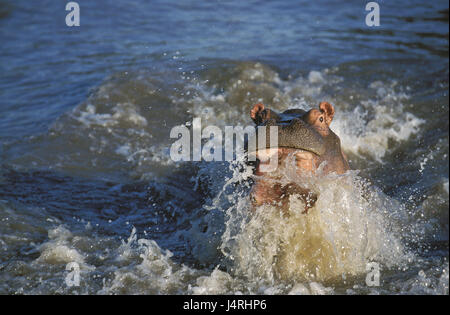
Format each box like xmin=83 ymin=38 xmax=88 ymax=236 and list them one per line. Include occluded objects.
xmin=255 ymin=117 xmax=326 ymax=156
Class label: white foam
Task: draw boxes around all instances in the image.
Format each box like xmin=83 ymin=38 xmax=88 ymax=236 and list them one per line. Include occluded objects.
xmin=333 ymin=104 xmax=424 ymax=162
xmin=288 ymin=283 xmax=311 ymax=295
xmin=35 ymin=226 xmax=91 ymax=269
xmin=191 ymin=268 xmax=235 ymax=295
xmin=71 ymin=102 xmax=148 ymax=128
xmin=207 ymin=161 xmax=412 ymax=283
xmin=308 ymin=71 xmax=326 ymax=84
xmin=101 ymin=231 xmax=203 ymax=294
xmin=37 ymin=244 xmax=84 ymax=265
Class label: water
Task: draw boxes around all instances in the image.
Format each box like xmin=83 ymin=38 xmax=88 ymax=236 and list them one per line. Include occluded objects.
xmin=0 ymin=0 xmax=448 ymax=294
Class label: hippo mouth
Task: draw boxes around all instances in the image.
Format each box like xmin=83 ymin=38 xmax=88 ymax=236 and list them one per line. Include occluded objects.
xmin=248 ymin=118 xmax=326 ymax=157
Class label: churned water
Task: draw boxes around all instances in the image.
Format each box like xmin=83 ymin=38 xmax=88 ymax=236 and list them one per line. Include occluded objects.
xmin=0 ymin=0 xmax=448 ymax=294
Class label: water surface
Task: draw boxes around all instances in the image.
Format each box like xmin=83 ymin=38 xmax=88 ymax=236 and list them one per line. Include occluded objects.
xmin=0 ymin=0 xmax=448 ymax=294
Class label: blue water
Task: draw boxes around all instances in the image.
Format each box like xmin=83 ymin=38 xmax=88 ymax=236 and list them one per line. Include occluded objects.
xmin=1 ymin=0 xmax=447 ymax=138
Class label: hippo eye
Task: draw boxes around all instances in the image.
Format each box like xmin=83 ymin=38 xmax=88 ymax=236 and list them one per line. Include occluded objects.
xmin=319 ymin=117 xmax=324 ymax=123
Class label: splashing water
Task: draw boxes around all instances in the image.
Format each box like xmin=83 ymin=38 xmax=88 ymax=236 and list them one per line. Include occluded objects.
xmin=0 ymin=57 xmax=447 ymax=294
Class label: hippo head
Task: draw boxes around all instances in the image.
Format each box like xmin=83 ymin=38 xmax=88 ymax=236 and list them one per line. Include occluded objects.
xmin=250 ymin=102 xmax=337 ymax=156
xmin=249 ymin=102 xmax=349 ymax=212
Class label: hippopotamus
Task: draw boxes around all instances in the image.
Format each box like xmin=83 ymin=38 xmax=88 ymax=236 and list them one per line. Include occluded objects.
xmin=249 ymin=101 xmax=349 ymax=213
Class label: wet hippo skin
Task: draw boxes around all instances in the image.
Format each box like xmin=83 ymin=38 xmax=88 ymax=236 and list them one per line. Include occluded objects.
xmin=249 ymin=102 xmax=349 ymax=213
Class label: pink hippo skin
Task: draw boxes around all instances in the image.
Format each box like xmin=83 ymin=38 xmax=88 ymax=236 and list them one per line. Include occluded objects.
xmin=249 ymin=102 xmax=350 ymax=214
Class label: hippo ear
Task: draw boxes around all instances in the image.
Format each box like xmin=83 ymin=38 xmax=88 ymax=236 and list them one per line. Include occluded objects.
xmin=319 ymin=102 xmax=335 ymax=125
xmin=250 ymin=103 xmax=266 ymax=124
